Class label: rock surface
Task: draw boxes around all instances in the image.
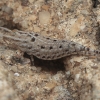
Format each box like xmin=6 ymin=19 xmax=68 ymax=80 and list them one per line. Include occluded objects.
xmin=0 ymin=0 xmax=100 ymax=100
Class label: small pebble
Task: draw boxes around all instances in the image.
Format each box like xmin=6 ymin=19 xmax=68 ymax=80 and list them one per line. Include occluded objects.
xmin=39 ymin=11 xmax=50 ymax=25
xmin=2 ymin=5 xmax=13 ymax=14
xmin=14 ymin=73 xmax=20 ymax=77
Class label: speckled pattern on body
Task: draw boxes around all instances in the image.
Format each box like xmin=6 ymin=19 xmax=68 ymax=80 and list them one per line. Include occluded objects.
xmin=0 ymin=27 xmax=100 ymax=60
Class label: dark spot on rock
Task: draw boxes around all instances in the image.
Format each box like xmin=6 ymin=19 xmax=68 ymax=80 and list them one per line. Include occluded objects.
xmin=46 ymin=38 xmax=50 ymax=40
xmin=42 ymin=56 xmax=45 ymax=58
xmin=31 ymin=37 xmax=35 ymax=42
xmin=53 ymin=40 xmax=57 ymax=42
xmin=87 ymin=48 xmax=89 ymax=51
xmin=24 ymin=41 xmax=27 ymax=43
xmin=19 ymin=32 xmax=23 ymax=34
xmin=19 ymin=31 xmax=27 ymax=34
xmin=82 ymin=47 xmax=85 ymax=50
xmin=96 ymin=51 xmax=98 ymax=53
xmin=41 ymin=46 xmax=45 ymax=49
xmin=71 ymin=43 xmax=75 ymax=46
xmin=35 ymin=34 xmax=39 ymax=36
xmin=28 ymin=46 xmax=32 ymax=49
xmin=65 ymin=49 xmax=69 ymax=54
xmin=27 ymin=34 xmax=31 ymax=37
xmin=59 ymin=45 xmax=62 ymax=48
xmin=62 ymin=40 xmax=66 ymax=42
xmin=65 ymin=49 xmax=68 ymax=52
xmin=94 ymin=50 xmax=97 ymax=53
xmin=49 ymin=46 xmax=53 ymax=49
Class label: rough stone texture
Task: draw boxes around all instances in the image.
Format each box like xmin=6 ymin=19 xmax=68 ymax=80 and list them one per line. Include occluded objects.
xmin=0 ymin=0 xmax=100 ymax=100
xmin=0 ymin=60 xmax=20 ymax=100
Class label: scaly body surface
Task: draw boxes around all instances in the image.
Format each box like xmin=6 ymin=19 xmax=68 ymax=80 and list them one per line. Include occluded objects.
xmin=0 ymin=27 xmax=100 ymax=60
